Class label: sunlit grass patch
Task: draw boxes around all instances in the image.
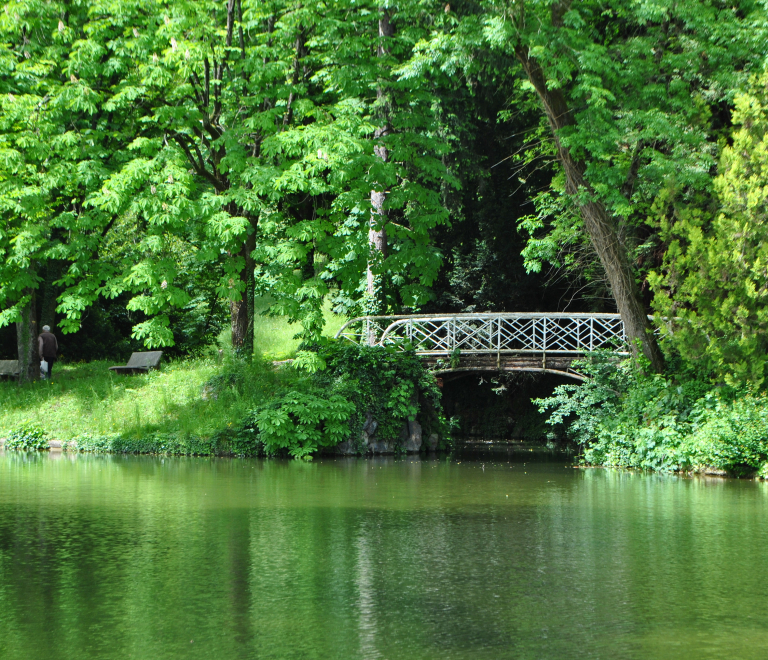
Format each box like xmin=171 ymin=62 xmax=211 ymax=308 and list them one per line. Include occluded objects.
xmin=251 ymin=297 xmax=347 ymax=359
xmin=0 ymin=357 xmax=297 ymax=444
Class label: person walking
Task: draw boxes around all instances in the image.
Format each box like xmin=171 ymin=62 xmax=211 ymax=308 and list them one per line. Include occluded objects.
xmin=38 ymin=325 xmax=58 ymax=380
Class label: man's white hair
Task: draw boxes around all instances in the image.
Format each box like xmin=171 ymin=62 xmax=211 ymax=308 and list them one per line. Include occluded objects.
xmin=42 ymin=325 xmax=51 ymax=332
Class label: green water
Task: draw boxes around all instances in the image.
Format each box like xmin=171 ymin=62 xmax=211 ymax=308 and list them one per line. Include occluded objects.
xmin=1 ymin=453 xmax=767 ymax=659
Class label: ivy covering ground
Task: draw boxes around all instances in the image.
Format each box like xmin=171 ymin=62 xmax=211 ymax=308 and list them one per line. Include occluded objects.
xmin=4 ymin=422 xmax=49 ymax=451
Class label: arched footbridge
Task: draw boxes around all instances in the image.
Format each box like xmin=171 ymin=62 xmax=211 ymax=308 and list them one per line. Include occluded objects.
xmin=335 ymin=313 xmax=629 ymax=381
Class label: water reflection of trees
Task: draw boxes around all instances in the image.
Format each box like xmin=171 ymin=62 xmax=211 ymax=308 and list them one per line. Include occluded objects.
xmin=0 ymin=456 xmax=767 ymax=658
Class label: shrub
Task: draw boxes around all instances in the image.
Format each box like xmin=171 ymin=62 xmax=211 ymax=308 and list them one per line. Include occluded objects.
xmin=244 ymin=340 xmax=449 ymax=459
xmin=253 ymin=391 xmax=356 ymax=459
xmin=5 ymin=422 xmax=49 ymax=451
xmin=684 ymin=395 xmax=768 ymax=475
xmin=316 ymin=340 xmax=446 ymax=444
xmin=536 ymin=352 xmax=768 ymax=474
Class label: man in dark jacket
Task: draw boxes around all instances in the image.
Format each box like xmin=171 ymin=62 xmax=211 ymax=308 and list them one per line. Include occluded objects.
xmin=38 ymin=325 xmax=58 ymax=380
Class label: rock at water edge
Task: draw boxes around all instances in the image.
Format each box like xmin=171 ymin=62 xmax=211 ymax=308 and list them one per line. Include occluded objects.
xmin=427 ymin=433 xmax=439 ymax=451
xmin=402 ymin=420 xmax=422 ymax=452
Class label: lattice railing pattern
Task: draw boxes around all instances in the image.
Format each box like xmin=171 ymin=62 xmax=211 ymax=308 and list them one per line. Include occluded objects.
xmin=334 ymin=317 xmax=393 ymax=346
xmin=335 ymin=313 xmax=628 ymax=355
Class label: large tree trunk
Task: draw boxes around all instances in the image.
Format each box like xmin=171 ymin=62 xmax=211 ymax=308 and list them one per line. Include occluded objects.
xmin=230 ymin=231 xmax=256 ymax=356
xmin=39 ymin=260 xmax=62 ymax=331
xmin=16 ymin=289 xmax=39 ymax=383
xmin=366 ymin=8 xmax=394 ymax=316
xmin=514 ymin=46 xmax=665 ymax=372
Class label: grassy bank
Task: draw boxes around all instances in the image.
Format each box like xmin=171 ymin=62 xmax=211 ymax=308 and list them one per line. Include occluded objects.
xmin=0 ymin=308 xmax=448 ymax=459
xmin=0 ymin=308 xmax=342 ymax=451
xmin=0 ymin=357 xmax=298 ymax=447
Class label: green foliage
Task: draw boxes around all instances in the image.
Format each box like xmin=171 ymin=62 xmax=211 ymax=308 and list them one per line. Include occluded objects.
xmin=69 ymin=432 xmax=216 ymax=456
xmin=291 ymin=351 xmax=327 ymax=375
xmin=413 ymin=0 xmax=768 ymax=305
xmin=318 ymin=340 xmax=446 ymax=444
xmin=535 ymin=352 xmax=636 ymax=447
xmin=537 ymin=353 xmax=768 ymax=475
xmin=449 ymin=347 xmax=461 ymax=369
xmin=517 ymin=180 xmax=612 ymax=306
xmin=224 ymin=423 xmax=262 ymax=458
xmin=4 ymin=422 xmax=49 ymax=451
xmin=651 ymin=71 xmax=768 ymax=387
xmin=684 ymin=396 xmax=768 ymax=476
xmin=579 ymin=391 xmax=768 ymax=477
xmin=245 ymin=340 xmax=447 ymax=459
xmin=0 ymin=0 xmax=458 ymax=352
xmin=4 ymin=0 xmax=768 ymax=471
xmin=68 ymin=428 xmax=261 ymax=457
xmin=254 ymin=391 xmax=355 ymax=460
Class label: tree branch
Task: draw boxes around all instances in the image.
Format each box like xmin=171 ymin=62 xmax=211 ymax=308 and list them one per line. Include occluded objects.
xmin=237 ymin=0 xmax=245 ymax=58
xmin=204 ymin=57 xmax=210 ymax=107
xmin=189 ymin=71 xmax=206 ymax=111
xmin=168 ymin=132 xmax=224 ymax=191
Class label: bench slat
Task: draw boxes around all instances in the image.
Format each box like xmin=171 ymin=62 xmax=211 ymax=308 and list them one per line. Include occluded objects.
xmin=109 ymin=366 xmax=149 ymax=374
xmin=0 ymin=360 xmax=20 ymax=376
xmin=125 ymin=351 xmax=163 ymax=369
xmin=110 ymin=351 xmax=163 ymax=374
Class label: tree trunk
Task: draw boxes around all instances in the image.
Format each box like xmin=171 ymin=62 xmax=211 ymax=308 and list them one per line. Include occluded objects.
xmin=244 ymin=230 xmax=255 ymax=356
xmin=230 ymin=232 xmax=256 ymax=356
xmin=514 ymin=46 xmax=665 ymax=372
xmin=366 ymin=8 xmax=394 ymax=317
xmin=283 ymin=29 xmax=306 ymax=127
xmin=16 ymin=289 xmax=39 ymax=383
xmin=230 ymin=296 xmax=247 ymax=355
xmin=39 ymin=260 xmax=62 ymax=331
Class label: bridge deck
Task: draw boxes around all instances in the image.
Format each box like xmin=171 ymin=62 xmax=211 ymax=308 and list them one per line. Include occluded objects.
xmin=336 ymin=313 xmax=628 ymax=381
xmin=420 ymin=353 xmax=587 ymax=381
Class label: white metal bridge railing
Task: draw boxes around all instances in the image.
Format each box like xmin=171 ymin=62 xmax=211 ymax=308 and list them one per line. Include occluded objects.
xmin=334 ymin=313 xmax=628 ymax=356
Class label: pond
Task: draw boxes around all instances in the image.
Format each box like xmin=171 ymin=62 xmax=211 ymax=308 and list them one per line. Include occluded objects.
xmin=1 ymin=452 xmax=767 ymax=659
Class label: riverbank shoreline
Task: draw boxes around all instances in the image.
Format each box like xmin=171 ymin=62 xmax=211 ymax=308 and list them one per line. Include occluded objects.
xmin=0 ymin=438 xmax=754 ymax=479
xmin=0 ymin=437 xmax=561 ymax=458
xmin=0 ymin=342 xmax=451 ymax=460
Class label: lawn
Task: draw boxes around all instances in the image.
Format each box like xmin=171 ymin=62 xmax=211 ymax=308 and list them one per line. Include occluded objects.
xmin=252 ymin=297 xmax=348 ymax=358
xmin=0 ymin=306 xmax=346 ymax=444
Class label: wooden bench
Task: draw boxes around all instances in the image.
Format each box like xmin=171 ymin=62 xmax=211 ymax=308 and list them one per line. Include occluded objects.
xmin=0 ymin=360 xmax=20 ymax=380
xmin=109 ymin=351 xmax=163 ymax=375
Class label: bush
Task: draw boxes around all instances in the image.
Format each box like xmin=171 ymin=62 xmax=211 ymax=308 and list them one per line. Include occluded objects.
xmin=536 ymin=352 xmax=768 ymax=475
xmin=254 ymin=391 xmax=356 ymax=459
xmin=316 ymin=340 xmax=446 ymax=444
xmin=5 ymin=422 xmax=49 ymax=451
xmin=245 ymin=340 xmax=448 ymax=459
xmin=684 ymin=395 xmax=768 ymax=475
